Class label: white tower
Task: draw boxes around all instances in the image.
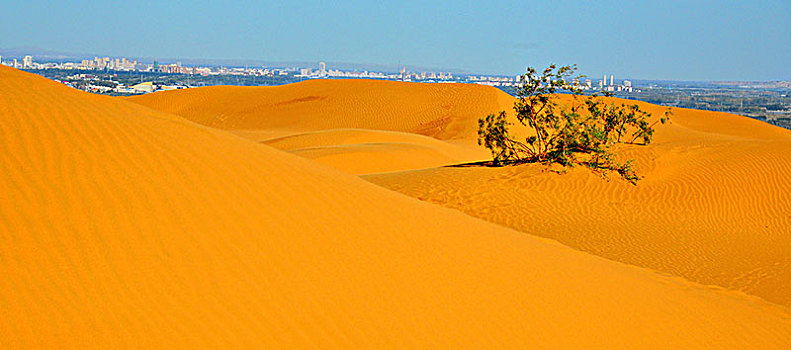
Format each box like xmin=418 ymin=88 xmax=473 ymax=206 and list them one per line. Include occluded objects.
xmin=319 ymin=61 xmax=326 ymax=76
xmin=610 ymin=75 xmax=614 ymax=86
xmin=23 ymin=55 xmax=33 ymax=68
xmin=603 ymin=74 xmax=607 ymax=86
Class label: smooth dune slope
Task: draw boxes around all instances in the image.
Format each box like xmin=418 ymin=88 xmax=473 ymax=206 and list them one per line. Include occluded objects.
xmin=126 ymin=79 xmax=514 ymax=141
xmin=261 ymin=128 xmax=488 ymax=174
xmin=367 ymin=100 xmax=791 ymax=307
xmin=126 ymin=80 xmax=510 ymax=173
xmin=3 ymin=67 xmax=791 ymax=348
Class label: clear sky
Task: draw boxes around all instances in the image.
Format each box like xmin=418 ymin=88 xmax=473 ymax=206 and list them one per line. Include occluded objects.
xmin=1 ymin=0 xmax=789 ymax=81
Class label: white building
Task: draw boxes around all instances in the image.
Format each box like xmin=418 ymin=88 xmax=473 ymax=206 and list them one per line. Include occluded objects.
xmin=23 ymin=55 xmax=33 ymax=68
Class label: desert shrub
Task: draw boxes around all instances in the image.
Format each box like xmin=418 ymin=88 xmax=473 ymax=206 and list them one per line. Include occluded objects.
xmin=478 ymin=64 xmax=671 ymax=184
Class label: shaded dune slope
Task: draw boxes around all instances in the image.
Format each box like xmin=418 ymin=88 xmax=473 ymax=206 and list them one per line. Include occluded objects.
xmin=3 ymin=67 xmax=791 ymax=347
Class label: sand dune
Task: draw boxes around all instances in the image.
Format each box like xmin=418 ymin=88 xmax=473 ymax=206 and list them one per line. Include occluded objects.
xmin=132 ymin=79 xmax=791 ymax=307
xmin=261 ymin=128 xmax=488 ymax=174
xmin=367 ymin=100 xmax=791 ymax=307
xmin=127 ymin=79 xmax=514 ymax=142
xmin=127 ymin=80 xmax=508 ymax=174
xmin=4 ymin=67 xmax=791 ymax=347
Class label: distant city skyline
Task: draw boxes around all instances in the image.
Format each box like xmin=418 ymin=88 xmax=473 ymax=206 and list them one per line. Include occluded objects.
xmin=0 ymin=49 xmax=634 ymax=91
xmin=1 ymin=1 xmax=789 ymax=81
xmin=0 ymin=46 xmax=471 ymax=75
xmin=4 ymin=52 xmax=647 ymax=98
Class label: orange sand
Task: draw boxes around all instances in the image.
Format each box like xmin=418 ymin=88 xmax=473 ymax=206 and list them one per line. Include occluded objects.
xmin=261 ymin=128 xmax=487 ymax=174
xmin=128 ymin=80 xmax=510 ymax=174
xmin=132 ymin=80 xmax=791 ymax=308
xmin=127 ymin=79 xmax=514 ymax=141
xmin=3 ymin=67 xmax=791 ymax=347
xmin=366 ymin=100 xmax=791 ymax=307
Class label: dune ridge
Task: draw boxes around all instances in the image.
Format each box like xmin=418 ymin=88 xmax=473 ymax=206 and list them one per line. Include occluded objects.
xmin=4 ymin=66 xmax=791 ymax=347
xmin=127 ymin=80 xmax=511 ymax=173
xmin=127 ymin=79 xmax=514 ymax=141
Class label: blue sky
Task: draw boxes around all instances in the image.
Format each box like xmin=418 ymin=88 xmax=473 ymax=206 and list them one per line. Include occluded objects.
xmin=1 ymin=0 xmax=789 ymax=80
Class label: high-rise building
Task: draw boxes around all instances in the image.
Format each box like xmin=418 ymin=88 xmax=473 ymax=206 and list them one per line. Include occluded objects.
xmin=319 ymin=61 xmax=326 ymax=75
xmin=94 ymin=57 xmax=106 ymax=70
xmin=23 ymin=55 xmax=33 ymax=68
xmin=603 ymin=74 xmax=607 ymax=86
xmin=610 ymin=75 xmax=614 ymax=86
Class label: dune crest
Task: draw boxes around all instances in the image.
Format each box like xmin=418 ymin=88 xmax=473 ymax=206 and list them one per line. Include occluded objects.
xmin=127 ymin=79 xmax=514 ymax=141
xmin=4 ymin=67 xmax=791 ymax=347
xmin=127 ymin=80 xmax=514 ymax=173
